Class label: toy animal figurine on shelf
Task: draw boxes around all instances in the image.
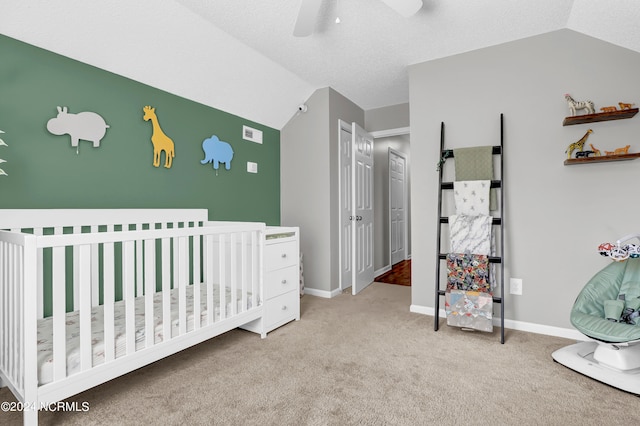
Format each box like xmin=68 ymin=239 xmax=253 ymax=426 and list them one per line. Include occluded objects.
xmin=565 ymin=93 xmax=595 ymax=116
xmin=565 ymin=129 xmax=593 ymax=159
xmin=589 ymin=143 xmax=602 ymax=157
xmin=605 ymin=145 xmax=631 ymax=156
xmin=619 ymin=102 xmax=635 ymax=110
xmin=575 ymin=150 xmax=595 ymax=158
xmin=600 ymin=106 xmax=617 ymax=112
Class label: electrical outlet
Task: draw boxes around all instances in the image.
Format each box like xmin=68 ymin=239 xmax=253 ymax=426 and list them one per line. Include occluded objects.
xmin=510 ymin=278 xmax=523 ymax=295
xmin=247 ymin=161 xmax=258 ymax=173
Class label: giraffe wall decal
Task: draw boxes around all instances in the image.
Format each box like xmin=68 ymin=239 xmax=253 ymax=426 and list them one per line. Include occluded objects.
xmin=142 ymin=105 xmax=175 ymax=168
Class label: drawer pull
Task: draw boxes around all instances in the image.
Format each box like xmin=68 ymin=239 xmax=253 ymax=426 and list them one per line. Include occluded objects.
xmin=281 ymin=305 xmax=288 ymax=311
xmin=281 ymin=253 xmax=287 ymax=258
xmin=281 ymin=279 xmax=287 ymax=284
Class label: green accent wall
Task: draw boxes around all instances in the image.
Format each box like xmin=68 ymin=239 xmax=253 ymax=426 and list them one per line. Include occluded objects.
xmin=0 ymin=34 xmax=280 ymax=224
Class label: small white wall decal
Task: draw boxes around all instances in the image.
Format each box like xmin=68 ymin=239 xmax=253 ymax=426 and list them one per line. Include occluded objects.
xmin=0 ymin=129 xmax=7 ymax=176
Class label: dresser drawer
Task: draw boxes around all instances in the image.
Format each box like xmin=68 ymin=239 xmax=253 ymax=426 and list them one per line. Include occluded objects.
xmin=264 ymin=265 xmax=299 ymax=299
xmin=264 ymin=290 xmax=299 ymax=330
xmin=264 ymin=240 xmax=298 ymax=271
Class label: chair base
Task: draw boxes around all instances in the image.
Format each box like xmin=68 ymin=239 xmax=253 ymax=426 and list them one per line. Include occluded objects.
xmin=552 ymin=341 xmax=640 ymax=395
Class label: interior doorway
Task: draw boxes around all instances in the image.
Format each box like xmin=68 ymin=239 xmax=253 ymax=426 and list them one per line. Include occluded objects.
xmin=389 ymin=148 xmax=407 ymax=266
xmin=371 ymin=128 xmax=411 ymax=286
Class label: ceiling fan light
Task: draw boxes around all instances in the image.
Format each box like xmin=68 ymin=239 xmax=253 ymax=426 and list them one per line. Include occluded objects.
xmin=293 ymin=0 xmax=323 ymax=37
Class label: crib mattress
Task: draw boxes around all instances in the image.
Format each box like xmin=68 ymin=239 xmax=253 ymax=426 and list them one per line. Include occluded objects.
xmin=37 ymin=284 xmax=253 ymax=385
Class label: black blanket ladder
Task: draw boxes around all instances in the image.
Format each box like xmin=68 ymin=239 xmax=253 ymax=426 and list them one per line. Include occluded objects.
xmin=434 ymin=113 xmax=505 ymax=343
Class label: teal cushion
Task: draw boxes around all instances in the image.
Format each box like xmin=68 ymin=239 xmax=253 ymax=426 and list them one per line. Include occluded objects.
xmin=570 ymin=259 xmax=640 ymax=343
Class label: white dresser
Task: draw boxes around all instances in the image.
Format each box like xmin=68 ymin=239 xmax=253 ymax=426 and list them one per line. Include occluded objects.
xmin=242 ymin=226 xmax=300 ymax=337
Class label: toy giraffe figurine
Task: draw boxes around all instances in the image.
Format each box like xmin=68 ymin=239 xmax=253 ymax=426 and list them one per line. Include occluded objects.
xmin=565 ymin=129 xmax=593 ymax=159
xmin=142 ymin=105 xmax=175 ymax=168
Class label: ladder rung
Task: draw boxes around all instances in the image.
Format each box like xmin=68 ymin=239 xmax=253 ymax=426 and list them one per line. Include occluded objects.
xmin=440 ymin=217 xmax=501 ymax=225
xmin=436 ymin=290 xmax=503 ymax=304
xmin=441 ymin=180 xmax=501 ymax=190
xmin=438 ymin=254 xmax=502 ymax=263
xmin=441 ymin=146 xmax=502 ymax=157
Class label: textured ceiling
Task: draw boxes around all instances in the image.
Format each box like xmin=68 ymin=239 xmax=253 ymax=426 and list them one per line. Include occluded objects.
xmin=2 ymin=0 xmax=639 ymax=129
xmin=176 ymin=0 xmax=640 ymax=112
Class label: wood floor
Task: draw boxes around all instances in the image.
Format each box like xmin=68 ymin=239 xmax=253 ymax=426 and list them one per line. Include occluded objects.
xmin=374 ymin=259 xmax=411 ymax=286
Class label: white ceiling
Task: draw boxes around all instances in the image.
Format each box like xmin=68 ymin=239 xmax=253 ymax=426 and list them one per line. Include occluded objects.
xmin=175 ymin=0 xmax=640 ymax=112
xmin=2 ymin=1 xmax=640 ymax=129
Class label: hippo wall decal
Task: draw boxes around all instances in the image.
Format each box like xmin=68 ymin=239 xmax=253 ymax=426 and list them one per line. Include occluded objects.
xmin=46 ymin=106 xmax=109 ymax=154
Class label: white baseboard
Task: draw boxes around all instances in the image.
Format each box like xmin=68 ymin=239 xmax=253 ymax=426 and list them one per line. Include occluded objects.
xmin=410 ymin=304 xmax=587 ymax=341
xmin=304 ymin=287 xmax=343 ymax=298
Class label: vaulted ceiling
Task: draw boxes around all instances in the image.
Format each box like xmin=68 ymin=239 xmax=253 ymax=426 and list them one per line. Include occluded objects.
xmin=2 ymin=1 xmax=639 ymax=129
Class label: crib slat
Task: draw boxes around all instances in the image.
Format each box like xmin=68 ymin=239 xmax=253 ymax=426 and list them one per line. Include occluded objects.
xmin=161 ymin=237 xmax=171 ymax=342
xmin=103 ymin=225 xmax=115 ymax=325
xmin=144 ymin=239 xmax=155 ymax=348
xmin=15 ymin=244 xmax=24 ymax=390
xmin=72 ymin=226 xmax=81 ymax=312
xmin=6 ymin=243 xmax=15 ymax=384
xmin=35 ymin=228 xmax=44 ymax=320
xmin=251 ymin=231 xmax=259 ymax=308
xmin=135 ymin=225 xmax=143 ymax=297
xmin=0 ymin=242 xmax=8 ymax=383
xmin=78 ymin=244 xmax=92 ymax=371
xmin=103 ymin=242 xmax=115 ymax=362
xmin=193 ymin=234 xmax=201 ymax=330
xmin=13 ymin=244 xmax=22 ymax=389
xmin=178 ymin=237 xmax=187 ymax=335
xmin=0 ymin=242 xmax=5 ymax=379
xmin=22 ymin=235 xmax=38 ymax=424
xmin=205 ymin=235 xmax=214 ymax=325
xmin=230 ymin=233 xmax=237 ymax=316
xmin=123 ymin=241 xmax=136 ymax=354
xmin=219 ymin=234 xmax=226 ymax=320
xmin=52 ymin=246 xmax=66 ymax=381
xmin=241 ymin=232 xmax=247 ymax=312
xmin=91 ymin=225 xmax=99 ymax=307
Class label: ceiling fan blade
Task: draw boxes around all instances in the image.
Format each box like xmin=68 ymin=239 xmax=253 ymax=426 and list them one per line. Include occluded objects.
xmin=293 ymin=0 xmax=323 ymax=37
xmin=380 ymin=0 xmax=423 ymax=18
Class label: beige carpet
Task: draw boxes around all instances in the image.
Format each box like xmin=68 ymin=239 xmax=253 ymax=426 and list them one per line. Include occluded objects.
xmin=1 ymin=283 xmax=639 ymax=425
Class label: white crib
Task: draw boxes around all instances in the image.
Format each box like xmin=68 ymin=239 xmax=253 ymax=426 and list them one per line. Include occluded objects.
xmin=0 ymin=209 xmax=265 ymax=425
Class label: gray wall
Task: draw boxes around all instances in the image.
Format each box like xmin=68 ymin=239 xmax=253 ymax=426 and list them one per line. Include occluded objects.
xmin=365 ymin=103 xmax=410 ymax=132
xmin=373 ymin=134 xmax=411 ymax=271
xmin=409 ymin=29 xmax=640 ymax=329
xmin=281 ymin=87 xmax=364 ymax=294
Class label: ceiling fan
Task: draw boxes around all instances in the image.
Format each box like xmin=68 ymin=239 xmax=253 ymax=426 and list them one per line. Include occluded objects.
xmin=293 ymin=0 xmax=423 ymax=37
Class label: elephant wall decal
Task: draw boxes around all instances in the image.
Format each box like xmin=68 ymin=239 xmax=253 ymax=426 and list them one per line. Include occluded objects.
xmin=201 ymin=135 xmax=234 ymax=171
